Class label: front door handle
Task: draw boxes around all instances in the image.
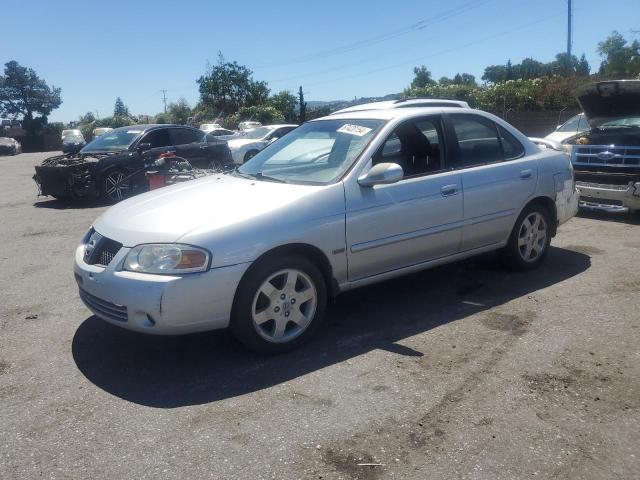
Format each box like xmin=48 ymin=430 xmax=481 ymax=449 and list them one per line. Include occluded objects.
xmin=199 ymin=144 xmax=208 ymax=149
xmin=441 ymin=184 xmax=458 ymax=196
xmin=520 ymin=169 xmax=533 ymax=179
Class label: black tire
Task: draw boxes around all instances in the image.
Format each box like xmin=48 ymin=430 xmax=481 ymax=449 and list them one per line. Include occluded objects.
xmin=51 ymin=195 xmax=71 ymax=200
xmin=501 ymin=203 xmax=552 ymax=271
xmin=230 ymin=254 xmax=327 ymax=354
xmin=243 ymin=150 xmax=259 ymax=163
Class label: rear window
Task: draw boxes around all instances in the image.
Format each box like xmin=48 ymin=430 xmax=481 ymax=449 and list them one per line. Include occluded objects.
xmin=498 ymin=125 xmax=525 ymax=160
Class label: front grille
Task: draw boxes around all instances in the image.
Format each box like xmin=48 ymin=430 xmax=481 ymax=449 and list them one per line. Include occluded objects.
xmin=572 ymin=145 xmax=640 ymax=169
xmin=84 ymin=230 xmax=122 ymax=266
xmin=79 ymin=288 xmax=128 ymax=322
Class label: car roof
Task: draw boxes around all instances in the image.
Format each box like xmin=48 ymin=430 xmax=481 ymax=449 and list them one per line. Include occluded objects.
xmin=315 ymin=106 xmax=483 ymax=121
xmin=331 ymin=98 xmax=470 ymax=115
xmin=261 ymin=124 xmax=298 ymax=129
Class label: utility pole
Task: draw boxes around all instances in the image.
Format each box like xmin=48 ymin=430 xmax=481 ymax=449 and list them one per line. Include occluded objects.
xmin=161 ymin=89 xmax=168 ymax=113
xmin=566 ymin=0 xmax=573 ymax=70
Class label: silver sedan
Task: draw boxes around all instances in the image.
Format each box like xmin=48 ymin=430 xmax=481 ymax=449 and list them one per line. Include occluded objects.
xmin=74 ymin=107 xmax=578 ymax=352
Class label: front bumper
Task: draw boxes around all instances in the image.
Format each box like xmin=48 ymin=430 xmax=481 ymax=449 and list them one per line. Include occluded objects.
xmin=577 ymin=181 xmax=640 ymax=212
xmin=74 ymin=242 xmax=250 ymax=335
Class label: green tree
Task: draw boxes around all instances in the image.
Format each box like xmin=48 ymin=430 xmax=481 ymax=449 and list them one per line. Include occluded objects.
xmin=0 ymin=60 xmax=62 ymax=134
xmin=597 ymin=31 xmax=640 ymax=78
xmin=113 ymin=97 xmax=129 ymax=117
xmin=410 ymin=65 xmax=436 ymax=89
xmin=167 ymin=97 xmax=191 ymax=124
xmin=298 ymin=86 xmax=307 ymax=123
xmin=269 ymin=91 xmax=297 ymax=122
xmin=197 ymin=53 xmax=270 ymax=115
xmin=227 ymin=105 xmax=284 ymax=127
xmin=482 ymin=64 xmax=509 ymax=83
xmin=79 ymin=111 xmax=96 ymax=125
xmin=577 ymin=54 xmax=591 ymax=76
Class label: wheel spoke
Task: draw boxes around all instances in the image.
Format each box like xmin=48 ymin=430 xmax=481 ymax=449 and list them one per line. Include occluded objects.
xmin=272 ymin=318 xmax=287 ymax=339
xmin=524 ymin=242 xmax=533 ymax=260
xmin=253 ymin=309 xmax=272 ymax=325
xmin=284 ymin=271 xmax=297 ymax=293
xmin=295 ymin=288 xmax=315 ymax=305
xmin=288 ymin=308 xmax=309 ymax=327
xmin=518 ymin=236 xmax=528 ymax=247
xmin=259 ymin=281 xmax=276 ymax=298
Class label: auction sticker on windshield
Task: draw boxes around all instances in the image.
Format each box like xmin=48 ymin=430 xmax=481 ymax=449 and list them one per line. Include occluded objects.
xmin=337 ymin=124 xmax=373 ymax=136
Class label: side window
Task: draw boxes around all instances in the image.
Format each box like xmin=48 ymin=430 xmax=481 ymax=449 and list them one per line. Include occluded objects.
xmin=170 ymin=128 xmax=202 ymax=146
xmin=498 ymin=125 xmax=525 ymax=160
xmin=449 ymin=115 xmax=501 ymax=166
xmin=373 ymin=117 xmax=445 ymax=178
xmin=140 ymin=128 xmax=172 ymax=148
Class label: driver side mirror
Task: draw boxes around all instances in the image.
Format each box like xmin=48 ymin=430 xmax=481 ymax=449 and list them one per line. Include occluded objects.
xmin=358 ymin=162 xmax=404 ymax=187
xmin=137 ymin=142 xmax=152 ymax=152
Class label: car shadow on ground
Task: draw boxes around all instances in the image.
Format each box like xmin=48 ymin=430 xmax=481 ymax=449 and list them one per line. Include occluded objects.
xmin=33 ymin=197 xmax=110 ymax=210
xmin=72 ymin=247 xmax=590 ymax=408
xmin=577 ymin=208 xmax=640 ymax=226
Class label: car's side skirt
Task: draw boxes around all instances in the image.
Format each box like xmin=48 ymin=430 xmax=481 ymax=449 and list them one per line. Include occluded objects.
xmin=339 ymin=241 xmax=506 ymax=292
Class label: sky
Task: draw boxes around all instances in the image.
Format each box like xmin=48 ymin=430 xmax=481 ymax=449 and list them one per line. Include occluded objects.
xmin=2 ymin=0 xmax=639 ymax=123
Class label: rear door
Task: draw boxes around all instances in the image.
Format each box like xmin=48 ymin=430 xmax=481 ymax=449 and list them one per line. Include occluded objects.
xmin=169 ymin=128 xmax=209 ymax=167
xmin=445 ymin=113 xmax=537 ymax=251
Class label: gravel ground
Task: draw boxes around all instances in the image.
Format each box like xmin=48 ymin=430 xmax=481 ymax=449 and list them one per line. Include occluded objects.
xmin=1 ymin=152 xmax=639 ymax=480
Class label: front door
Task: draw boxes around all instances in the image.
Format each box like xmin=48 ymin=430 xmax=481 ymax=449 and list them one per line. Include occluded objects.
xmin=345 ymin=116 xmax=464 ymax=281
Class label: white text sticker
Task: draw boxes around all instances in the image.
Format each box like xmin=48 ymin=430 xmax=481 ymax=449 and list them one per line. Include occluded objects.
xmin=337 ymin=124 xmax=372 ymax=137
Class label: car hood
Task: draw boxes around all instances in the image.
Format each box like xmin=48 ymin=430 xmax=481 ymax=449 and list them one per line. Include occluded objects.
xmin=93 ymin=174 xmax=325 ymax=246
xmin=577 ymin=80 xmax=640 ymax=127
xmin=226 ymin=138 xmax=264 ymax=149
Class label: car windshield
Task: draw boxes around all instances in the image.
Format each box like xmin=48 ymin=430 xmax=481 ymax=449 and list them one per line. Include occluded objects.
xmin=557 ymin=114 xmax=588 ymax=132
xmin=82 ymin=128 xmax=143 ymax=152
xmin=237 ymin=119 xmax=385 ymax=185
xmin=600 ymin=117 xmax=640 ymax=128
xmin=239 ymin=127 xmax=272 ymax=139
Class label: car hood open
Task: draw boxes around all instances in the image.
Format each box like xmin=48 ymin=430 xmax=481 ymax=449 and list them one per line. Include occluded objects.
xmin=92 ymin=174 xmax=323 ymax=246
xmin=577 ymin=80 xmax=640 ymax=127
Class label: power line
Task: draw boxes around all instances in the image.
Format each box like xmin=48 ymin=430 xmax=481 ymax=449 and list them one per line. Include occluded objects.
xmin=254 ymin=0 xmax=495 ymax=69
xmin=301 ymin=14 xmax=558 ymax=88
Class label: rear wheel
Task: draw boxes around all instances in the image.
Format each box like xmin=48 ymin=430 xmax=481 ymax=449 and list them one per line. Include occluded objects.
xmin=230 ymin=255 xmax=327 ymax=354
xmin=501 ymin=204 xmax=551 ymax=271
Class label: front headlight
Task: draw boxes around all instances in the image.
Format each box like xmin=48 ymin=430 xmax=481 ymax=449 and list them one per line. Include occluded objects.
xmin=123 ymin=244 xmax=210 ymax=274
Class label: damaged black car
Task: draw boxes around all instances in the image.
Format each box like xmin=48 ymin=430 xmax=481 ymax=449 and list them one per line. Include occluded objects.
xmin=34 ymin=124 xmax=233 ymax=202
xmin=563 ymin=80 xmax=640 ymax=214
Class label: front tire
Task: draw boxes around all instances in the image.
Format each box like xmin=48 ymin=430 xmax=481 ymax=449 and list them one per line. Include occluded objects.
xmin=243 ymin=150 xmax=259 ymax=163
xmin=501 ymin=204 xmax=551 ymax=271
xmin=100 ymin=169 xmax=131 ymax=203
xmin=230 ymin=255 xmax=327 ymax=354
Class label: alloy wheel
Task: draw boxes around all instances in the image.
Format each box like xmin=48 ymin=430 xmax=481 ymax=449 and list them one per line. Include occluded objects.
xmin=517 ymin=212 xmax=547 ymax=263
xmin=251 ymin=269 xmax=317 ymax=343
xmin=104 ymin=171 xmax=130 ymax=201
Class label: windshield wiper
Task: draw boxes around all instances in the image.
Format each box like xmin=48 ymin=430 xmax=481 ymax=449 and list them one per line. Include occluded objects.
xmin=233 ymin=168 xmax=287 ymax=183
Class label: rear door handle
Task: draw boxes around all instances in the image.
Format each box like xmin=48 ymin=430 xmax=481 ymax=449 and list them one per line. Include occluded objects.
xmin=441 ymin=184 xmax=458 ymax=196
xmin=520 ymin=169 xmax=533 ymax=179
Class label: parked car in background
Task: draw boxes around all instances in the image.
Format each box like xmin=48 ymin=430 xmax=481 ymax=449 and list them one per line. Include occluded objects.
xmin=62 ymin=133 xmax=86 ymax=154
xmin=239 ymin=121 xmax=262 ymax=131
xmin=93 ymin=127 xmax=113 ymax=137
xmin=34 ymin=124 xmax=232 ymax=202
xmin=61 ymin=129 xmax=82 ymax=140
xmin=199 ymin=123 xmax=222 ymax=132
xmin=203 ymin=127 xmax=237 ymax=138
xmin=562 ymin=80 xmax=640 ymax=213
xmin=227 ymin=124 xmax=297 ymax=164
xmin=331 ymin=98 xmax=470 ymax=115
xmin=544 ymin=113 xmax=589 ymax=143
xmin=0 ymin=137 xmax=21 ymax=155
xmin=73 ymin=106 xmax=577 ymax=353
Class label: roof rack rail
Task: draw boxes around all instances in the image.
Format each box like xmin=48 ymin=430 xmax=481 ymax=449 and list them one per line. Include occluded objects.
xmin=393 ymin=97 xmax=444 ymax=104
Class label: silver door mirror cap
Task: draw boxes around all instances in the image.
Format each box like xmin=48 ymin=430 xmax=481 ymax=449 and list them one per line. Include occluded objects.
xmin=358 ymin=162 xmax=404 ymax=187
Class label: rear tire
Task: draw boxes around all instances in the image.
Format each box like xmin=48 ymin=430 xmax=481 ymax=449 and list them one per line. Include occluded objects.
xmin=230 ymin=255 xmax=327 ymax=354
xmin=501 ymin=204 xmax=551 ymax=271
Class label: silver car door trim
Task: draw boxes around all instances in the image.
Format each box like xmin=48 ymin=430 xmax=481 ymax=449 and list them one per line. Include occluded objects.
xmin=463 ymin=208 xmax=515 ymax=226
xmin=344 ymin=241 xmax=503 ymax=288
xmin=350 ymin=220 xmax=463 ymax=253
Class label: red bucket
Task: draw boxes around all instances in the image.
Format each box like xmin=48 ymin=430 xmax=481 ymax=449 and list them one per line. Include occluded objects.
xmin=146 ymin=172 xmax=168 ymax=190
